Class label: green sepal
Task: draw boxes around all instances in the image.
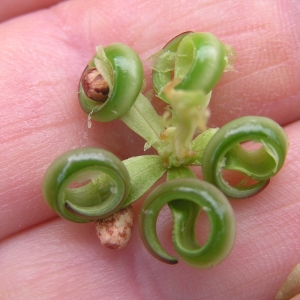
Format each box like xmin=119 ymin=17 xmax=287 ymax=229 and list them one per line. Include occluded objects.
xmin=122 ymin=155 xmax=167 ymax=207
xmin=167 ymin=165 xmax=196 ymax=180
xmin=189 ymin=128 xmax=219 ymax=166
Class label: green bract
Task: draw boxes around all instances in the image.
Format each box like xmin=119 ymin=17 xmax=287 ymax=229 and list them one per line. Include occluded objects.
xmin=42 ymin=32 xmax=289 ymax=269
xmin=122 ymin=155 xmax=166 ymax=206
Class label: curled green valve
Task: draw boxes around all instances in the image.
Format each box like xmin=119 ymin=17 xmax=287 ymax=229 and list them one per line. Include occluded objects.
xmin=78 ymin=43 xmax=144 ymax=122
xmin=202 ymin=116 xmax=289 ymax=198
xmin=42 ymin=148 xmax=130 ymax=222
xmin=139 ymin=178 xmax=236 ymax=268
xmin=151 ymin=31 xmax=233 ymax=103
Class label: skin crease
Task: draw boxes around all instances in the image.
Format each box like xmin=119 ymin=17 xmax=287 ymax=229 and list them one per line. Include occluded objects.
xmin=0 ymin=0 xmax=300 ymax=299
xmin=0 ymin=0 xmax=65 ymax=22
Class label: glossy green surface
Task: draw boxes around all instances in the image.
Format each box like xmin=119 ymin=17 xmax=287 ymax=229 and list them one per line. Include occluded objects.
xmin=175 ymin=32 xmax=227 ymax=92
xmin=152 ymin=32 xmax=227 ymax=103
xmin=202 ymin=116 xmax=289 ymax=198
xmin=139 ymin=178 xmax=236 ymax=268
xmin=42 ymin=148 xmax=130 ymax=222
xmin=79 ymin=43 xmax=143 ymax=122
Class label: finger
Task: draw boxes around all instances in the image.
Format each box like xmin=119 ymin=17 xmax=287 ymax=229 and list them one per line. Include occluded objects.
xmin=0 ymin=0 xmax=66 ymax=23
xmin=0 ymin=0 xmax=299 ymax=241
xmin=1 ymin=119 xmax=299 ymax=299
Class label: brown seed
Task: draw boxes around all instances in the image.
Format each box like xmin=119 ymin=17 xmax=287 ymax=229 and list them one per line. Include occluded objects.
xmin=95 ymin=205 xmax=134 ymax=250
xmin=81 ymin=67 xmax=110 ymax=102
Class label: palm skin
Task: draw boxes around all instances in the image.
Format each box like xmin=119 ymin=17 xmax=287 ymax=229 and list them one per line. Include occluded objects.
xmin=0 ymin=0 xmax=300 ymax=299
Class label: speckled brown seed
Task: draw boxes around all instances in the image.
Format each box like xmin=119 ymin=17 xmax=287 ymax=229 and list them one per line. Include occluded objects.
xmin=81 ymin=67 xmax=109 ymax=102
xmin=95 ymin=205 xmax=134 ymax=250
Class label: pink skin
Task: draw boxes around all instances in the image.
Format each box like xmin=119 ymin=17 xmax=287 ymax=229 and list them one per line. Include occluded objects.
xmin=0 ymin=0 xmax=300 ymax=299
xmin=0 ymin=0 xmax=65 ymax=22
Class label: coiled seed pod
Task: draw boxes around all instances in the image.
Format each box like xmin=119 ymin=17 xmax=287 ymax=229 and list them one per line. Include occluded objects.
xmin=139 ymin=178 xmax=236 ymax=268
xmin=42 ymin=148 xmax=130 ymax=222
xmin=79 ymin=43 xmax=144 ymax=122
xmin=202 ymin=116 xmax=289 ymax=198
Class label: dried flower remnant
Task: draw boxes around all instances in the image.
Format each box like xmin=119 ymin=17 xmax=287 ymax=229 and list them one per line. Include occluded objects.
xmin=276 ymin=263 xmax=300 ymax=300
xmin=95 ymin=205 xmax=134 ymax=250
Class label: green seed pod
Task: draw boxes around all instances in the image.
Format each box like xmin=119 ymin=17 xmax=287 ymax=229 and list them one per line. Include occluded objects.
xmin=202 ymin=116 xmax=289 ymax=198
xmin=139 ymin=178 xmax=236 ymax=268
xmin=42 ymin=148 xmax=130 ymax=222
xmin=151 ymin=32 xmax=231 ymax=103
xmin=79 ymin=43 xmax=144 ymax=122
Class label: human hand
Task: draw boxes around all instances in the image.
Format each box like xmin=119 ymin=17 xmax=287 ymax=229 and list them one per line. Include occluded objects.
xmin=0 ymin=0 xmax=300 ymax=299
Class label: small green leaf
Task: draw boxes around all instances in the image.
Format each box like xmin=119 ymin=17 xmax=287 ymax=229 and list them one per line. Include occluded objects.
xmin=167 ymin=166 xmax=196 ymax=181
xmin=122 ymin=155 xmax=166 ymax=206
xmin=121 ymin=94 xmax=164 ymax=151
xmin=189 ymin=128 xmax=219 ymax=166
